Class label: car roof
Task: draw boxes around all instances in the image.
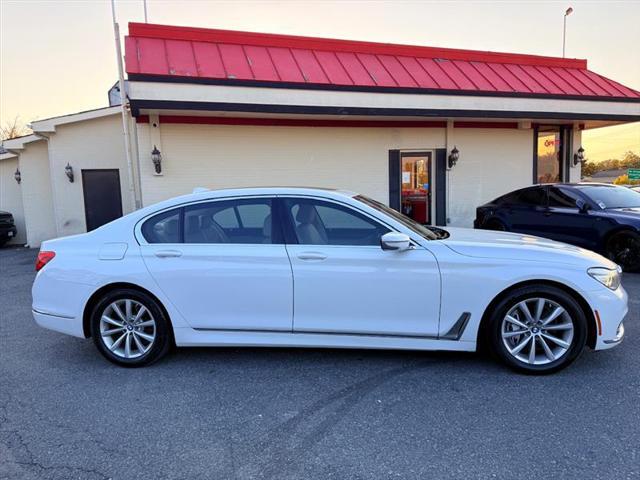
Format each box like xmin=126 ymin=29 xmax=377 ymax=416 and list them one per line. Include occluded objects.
xmin=134 ymin=186 xmax=359 ymax=218
xmin=185 ymin=186 xmax=358 ymax=198
xmin=537 ymin=182 xmax=620 ymax=188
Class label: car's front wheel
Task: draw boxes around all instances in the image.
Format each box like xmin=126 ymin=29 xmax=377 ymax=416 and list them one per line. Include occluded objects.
xmin=487 ymin=285 xmax=587 ymax=374
xmin=90 ymin=288 xmax=172 ymax=367
xmin=606 ymin=230 xmax=640 ymax=272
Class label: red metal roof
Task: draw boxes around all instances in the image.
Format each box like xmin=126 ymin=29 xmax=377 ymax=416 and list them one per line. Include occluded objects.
xmin=125 ymin=23 xmax=640 ymax=100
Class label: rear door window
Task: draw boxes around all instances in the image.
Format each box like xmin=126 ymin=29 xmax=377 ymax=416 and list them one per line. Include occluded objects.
xmin=184 ymin=198 xmax=278 ymax=244
xmin=515 ymin=187 xmax=547 ymax=207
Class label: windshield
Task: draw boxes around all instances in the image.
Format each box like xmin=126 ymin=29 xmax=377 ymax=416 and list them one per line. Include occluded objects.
xmin=354 ymin=195 xmax=448 ymax=240
xmin=575 ymin=185 xmax=640 ymax=209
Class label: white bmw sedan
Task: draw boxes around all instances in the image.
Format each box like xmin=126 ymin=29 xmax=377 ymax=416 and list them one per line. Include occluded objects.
xmin=32 ymin=188 xmax=627 ymax=373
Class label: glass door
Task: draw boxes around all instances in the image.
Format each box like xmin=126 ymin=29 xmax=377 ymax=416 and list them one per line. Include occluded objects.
xmin=400 ymin=152 xmax=432 ymax=224
xmin=535 ymin=126 xmax=569 ymax=183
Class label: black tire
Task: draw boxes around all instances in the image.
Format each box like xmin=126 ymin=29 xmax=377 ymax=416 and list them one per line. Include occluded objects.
xmin=90 ymin=288 xmax=172 ymax=367
xmin=484 ymin=218 xmax=507 ymax=231
xmin=606 ymin=230 xmax=640 ymax=273
xmin=486 ymin=285 xmax=587 ymax=375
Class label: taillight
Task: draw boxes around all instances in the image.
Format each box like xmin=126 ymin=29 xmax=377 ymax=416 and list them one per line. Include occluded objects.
xmin=35 ymin=251 xmax=55 ymax=271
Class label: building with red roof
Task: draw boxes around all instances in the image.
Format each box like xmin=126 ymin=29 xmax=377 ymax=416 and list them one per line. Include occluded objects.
xmin=123 ymin=22 xmax=639 ymax=226
xmin=2 ymin=22 xmax=639 ymax=246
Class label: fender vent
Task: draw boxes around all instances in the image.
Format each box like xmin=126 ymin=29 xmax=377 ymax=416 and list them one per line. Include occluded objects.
xmin=441 ymin=312 xmax=471 ymax=340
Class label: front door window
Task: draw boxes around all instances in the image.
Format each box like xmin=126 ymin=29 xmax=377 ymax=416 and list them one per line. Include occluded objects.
xmin=401 ymin=152 xmax=432 ymax=224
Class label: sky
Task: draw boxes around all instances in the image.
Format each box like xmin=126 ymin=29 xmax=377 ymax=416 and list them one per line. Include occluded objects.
xmin=1 ymin=0 xmax=638 ymax=162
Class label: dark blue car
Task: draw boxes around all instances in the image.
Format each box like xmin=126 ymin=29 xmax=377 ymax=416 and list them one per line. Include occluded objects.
xmin=475 ymin=183 xmax=640 ymax=272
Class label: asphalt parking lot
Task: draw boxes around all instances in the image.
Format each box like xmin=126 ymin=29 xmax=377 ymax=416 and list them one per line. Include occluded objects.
xmin=1 ymin=246 xmax=638 ymax=480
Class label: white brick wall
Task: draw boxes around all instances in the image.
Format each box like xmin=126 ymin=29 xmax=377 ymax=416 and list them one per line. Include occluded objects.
xmin=47 ymin=114 xmax=132 ymax=237
xmin=0 ymin=156 xmax=27 ymax=245
xmin=447 ymin=128 xmax=534 ymax=227
xmin=16 ymin=140 xmax=57 ymax=247
xmin=137 ymin=123 xmax=446 ymax=206
xmin=137 ymin=122 xmax=535 ymax=228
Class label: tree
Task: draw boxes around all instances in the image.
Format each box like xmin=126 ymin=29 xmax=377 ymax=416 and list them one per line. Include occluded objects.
xmin=613 ymin=174 xmax=640 ymax=186
xmin=621 ymin=151 xmax=640 ymax=168
xmin=1 ymin=116 xmax=31 ymax=141
xmin=581 ymin=150 xmax=639 ymax=179
xmin=581 ymin=158 xmax=597 ymax=177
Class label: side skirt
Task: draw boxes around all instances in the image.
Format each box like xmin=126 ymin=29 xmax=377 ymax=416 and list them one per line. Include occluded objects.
xmin=173 ymin=328 xmax=476 ymax=352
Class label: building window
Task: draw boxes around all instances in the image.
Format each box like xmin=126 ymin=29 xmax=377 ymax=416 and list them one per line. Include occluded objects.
xmin=536 ymin=126 xmax=563 ymax=183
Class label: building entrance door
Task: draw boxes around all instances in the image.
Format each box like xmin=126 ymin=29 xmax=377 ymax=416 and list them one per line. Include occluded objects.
xmin=82 ymin=169 xmax=123 ymax=231
xmin=400 ymin=152 xmax=432 ymax=224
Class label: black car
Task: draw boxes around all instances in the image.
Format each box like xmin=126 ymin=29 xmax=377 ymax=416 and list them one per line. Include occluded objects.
xmin=475 ymin=183 xmax=640 ymax=272
xmin=0 ymin=211 xmax=17 ymax=247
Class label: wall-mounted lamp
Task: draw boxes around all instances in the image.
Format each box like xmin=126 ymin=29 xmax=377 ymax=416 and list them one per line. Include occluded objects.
xmin=573 ymin=146 xmax=585 ymax=166
xmin=65 ymin=163 xmax=74 ymax=182
xmin=14 ymin=168 xmax=21 ymax=184
xmin=448 ymin=146 xmax=460 ymax=169
xmin=151 ymin=145 xmax=162 ymax=174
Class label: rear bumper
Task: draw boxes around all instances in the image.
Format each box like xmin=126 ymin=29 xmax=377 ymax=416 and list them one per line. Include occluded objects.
xmin=0 ymin=225 xmax=17 ymax=240
xmin=32 ymin=309 xmax=85 ymax=338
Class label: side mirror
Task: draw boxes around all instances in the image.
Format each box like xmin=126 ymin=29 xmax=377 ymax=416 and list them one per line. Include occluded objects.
xmin=381 ymin=232 xmax=412 ymax=251
xmin=576 ymin=199 xmax=590 ymax=213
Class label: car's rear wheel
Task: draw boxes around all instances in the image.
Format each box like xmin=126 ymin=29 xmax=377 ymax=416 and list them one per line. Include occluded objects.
xmin=606 ymin=231 xmax=640 ymax=272
xmin=484 ymin=218 xmax=507 ymax=231
xmin=90 ymin=288 xmax=172 ymax=367
xmin=487 ymin=285 xmax=587 ymax=374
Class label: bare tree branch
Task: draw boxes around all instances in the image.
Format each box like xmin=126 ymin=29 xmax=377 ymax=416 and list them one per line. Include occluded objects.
xmin=1 ymin=116 xmax=31 ymax=141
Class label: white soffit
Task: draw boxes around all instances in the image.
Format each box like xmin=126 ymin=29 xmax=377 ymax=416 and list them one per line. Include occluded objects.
xmin=2 ymin=134 xmax=44 ymax=151
xmin=29 ymin=106 xmax=122 ymax=133
xmin=128 ymin=82 xmax=640 ymax=120
xmin=0 ymin=152 xmax=18 ymax=161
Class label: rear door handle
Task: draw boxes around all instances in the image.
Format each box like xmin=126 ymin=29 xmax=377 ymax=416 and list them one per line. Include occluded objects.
xmin=297 ymin=252 xmax=328 ymax=261
xmin=154 ymin=249 xmax=183 ymax=258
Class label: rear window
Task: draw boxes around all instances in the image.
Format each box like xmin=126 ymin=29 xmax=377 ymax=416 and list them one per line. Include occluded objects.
xmin=140 ymin=198 xmax=277 ymax=244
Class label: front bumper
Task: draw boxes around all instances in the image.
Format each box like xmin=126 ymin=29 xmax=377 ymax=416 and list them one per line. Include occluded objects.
xmin=32 ymin=309 xmax=85 ymax=338
xmin=589 ymin=284 xmax=628 ymax=351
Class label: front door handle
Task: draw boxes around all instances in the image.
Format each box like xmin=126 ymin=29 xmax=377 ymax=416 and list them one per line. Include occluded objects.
xmin=297 ymin=252 xmax=328 ymax=261
xmin=154 ymin=249 xmax=183 ymax=258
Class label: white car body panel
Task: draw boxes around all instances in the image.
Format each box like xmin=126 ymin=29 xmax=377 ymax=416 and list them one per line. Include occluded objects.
xmin=32 ymin=187 xmax=628 ymax=354
xmin=285 ymin=244 xmax=441 ymax=336
xmin=140 ymin=242 xmax=293 ymax=331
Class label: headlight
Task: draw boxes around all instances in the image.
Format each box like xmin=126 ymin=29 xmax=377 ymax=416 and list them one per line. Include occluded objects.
xmin=587 ymin=267 xmax=622 ymax=290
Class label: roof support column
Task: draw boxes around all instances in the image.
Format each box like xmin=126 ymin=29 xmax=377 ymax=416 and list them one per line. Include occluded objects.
xmin=445 ymin=120 xmax=454 ymax=225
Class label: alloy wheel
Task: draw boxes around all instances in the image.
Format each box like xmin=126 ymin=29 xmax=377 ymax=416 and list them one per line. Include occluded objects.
xmin=99 ymin=299 xmax=156 ymax=359
xmin=501 ymin=297 xmax=574 ymax=366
